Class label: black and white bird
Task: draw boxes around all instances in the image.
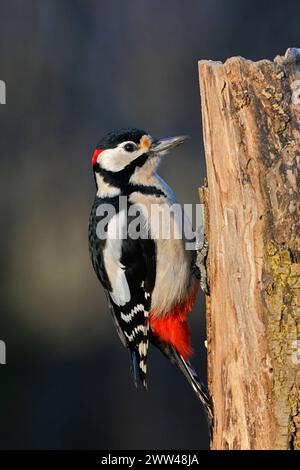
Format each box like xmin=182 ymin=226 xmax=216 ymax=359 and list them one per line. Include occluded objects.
xmin=88 ymin=128 xmax=212 ymax=423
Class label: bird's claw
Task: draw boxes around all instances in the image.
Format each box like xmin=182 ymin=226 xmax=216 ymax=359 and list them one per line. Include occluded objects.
xmin=196 ymin=238 xmax=210 ymax=296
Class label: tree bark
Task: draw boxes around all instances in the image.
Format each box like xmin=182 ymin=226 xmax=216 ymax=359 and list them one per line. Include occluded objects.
xmin=198 ymin=48 xmax=300 ymax=450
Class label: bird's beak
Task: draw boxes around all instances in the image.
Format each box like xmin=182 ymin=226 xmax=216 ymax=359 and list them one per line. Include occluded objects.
xmin=150 ymin=135 xmax=189 ymax=155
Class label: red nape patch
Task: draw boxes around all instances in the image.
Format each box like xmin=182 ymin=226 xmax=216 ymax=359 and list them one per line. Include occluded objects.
xmin=149 ymin=282 xmax=199 ymax=360
xmin=92 ymin=148 xmax=103 ymax=167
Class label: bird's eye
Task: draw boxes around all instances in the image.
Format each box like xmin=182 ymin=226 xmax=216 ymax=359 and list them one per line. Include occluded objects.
xmin=124 ymin=142 xmax=136 ymax=152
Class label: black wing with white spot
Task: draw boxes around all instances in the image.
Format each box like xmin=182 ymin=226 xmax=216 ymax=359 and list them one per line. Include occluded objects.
xmin=88 ymin=197 xmax=156 ymax=388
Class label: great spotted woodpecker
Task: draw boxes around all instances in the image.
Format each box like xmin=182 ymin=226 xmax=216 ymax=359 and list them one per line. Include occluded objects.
xmin=88 ymin=128 xmax=212 ymax=423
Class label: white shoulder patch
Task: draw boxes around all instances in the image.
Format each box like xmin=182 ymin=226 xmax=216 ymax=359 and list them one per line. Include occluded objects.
xmin=103 ymin=210 xmax=131 ymax=307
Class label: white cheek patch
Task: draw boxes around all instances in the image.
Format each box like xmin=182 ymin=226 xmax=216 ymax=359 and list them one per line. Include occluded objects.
xmin=99 ymin=144 xmax=145 ymax=172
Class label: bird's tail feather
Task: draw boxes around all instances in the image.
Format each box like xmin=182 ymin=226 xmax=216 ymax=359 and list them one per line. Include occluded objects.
xmin=129 ymin=350 xmax=138 ymax=388
xmin=151 ymin=334 xmax=213 ymax=432
xmin=173 ymin=349 xmax=213 ymax=430
xmin=129 ymin=344 xmax=148 ymax=390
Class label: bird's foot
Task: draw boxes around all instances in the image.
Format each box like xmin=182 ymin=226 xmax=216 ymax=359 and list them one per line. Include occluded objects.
xmin=196 ymin=237 xmax=210 ymax=296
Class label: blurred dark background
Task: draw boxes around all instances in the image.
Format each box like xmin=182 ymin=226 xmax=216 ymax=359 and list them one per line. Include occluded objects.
xmin=0 ymin=0 xmax=299 ymax=450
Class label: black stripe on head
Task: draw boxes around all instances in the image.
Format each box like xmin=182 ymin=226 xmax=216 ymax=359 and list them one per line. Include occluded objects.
xmin=96 ymin=128 xmax=146 ymax=150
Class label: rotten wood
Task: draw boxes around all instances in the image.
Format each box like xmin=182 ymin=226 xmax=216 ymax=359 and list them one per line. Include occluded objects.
xmin=198 ymin=48 xmax=300 ymax=450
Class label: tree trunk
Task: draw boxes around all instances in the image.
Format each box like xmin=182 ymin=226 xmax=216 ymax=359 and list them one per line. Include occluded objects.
xmin=198 ymin=48 xmax=300 ymax=450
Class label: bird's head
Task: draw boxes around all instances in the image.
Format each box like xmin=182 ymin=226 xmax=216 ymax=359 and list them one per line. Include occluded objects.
xmin=91 ymin=128 xmax=188 ymax=190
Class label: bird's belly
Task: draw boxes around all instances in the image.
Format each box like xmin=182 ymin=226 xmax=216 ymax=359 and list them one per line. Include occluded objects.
xmin=146 ymin=199 xmax=196 ymax=315
xmin=151 ymin=236 xmax=196 ymax=315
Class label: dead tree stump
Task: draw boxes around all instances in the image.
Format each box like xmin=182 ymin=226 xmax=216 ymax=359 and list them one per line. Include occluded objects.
xmin=198 ymin=48 xmax=300 ymax=450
